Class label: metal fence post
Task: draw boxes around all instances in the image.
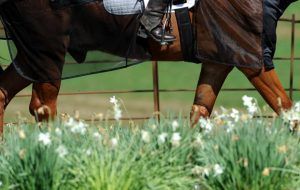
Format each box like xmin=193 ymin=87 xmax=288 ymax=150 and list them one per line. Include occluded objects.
xmin=152 ymin=61 xmax=160 ymax=121
xmin=289 ymin=14 xmax=296 ymax=100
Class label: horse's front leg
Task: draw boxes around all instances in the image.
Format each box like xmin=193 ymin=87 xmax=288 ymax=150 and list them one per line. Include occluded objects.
xmin=0 ymin=65 xmax=32 ymax=134
xmin=191 ymin=63 xmax=233 ymax=127
xmin=238 ymin=67 xmax=292 ymax=114
xmin=29 ymin=81 xmax=61 ymax=122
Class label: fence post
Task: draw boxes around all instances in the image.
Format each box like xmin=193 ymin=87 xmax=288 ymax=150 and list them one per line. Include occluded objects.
xmin=289 ymin=14 xmax=296 ymax=100
xmin=152 ymin=61 xmax=160 ymax=121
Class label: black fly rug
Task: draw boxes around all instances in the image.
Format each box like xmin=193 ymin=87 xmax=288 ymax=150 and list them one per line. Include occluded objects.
xmin=0 ymin=0 xmax=263 ymax=81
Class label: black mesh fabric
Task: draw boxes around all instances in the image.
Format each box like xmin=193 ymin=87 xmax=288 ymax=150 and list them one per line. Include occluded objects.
xmin=0 ymin=0 xmax=149 ymax=82
xmin=0 ymin=0 xmax=266 ymax=82
xmin=193 ymin=0 xmax=264 ymax=68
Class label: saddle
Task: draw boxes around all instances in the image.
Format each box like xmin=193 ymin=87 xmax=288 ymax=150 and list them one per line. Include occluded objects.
xmin=61 ymin=0 xmax=196 ymax=62
xmin=101 ymin=0 xmax=196 ymax=61
xmin=103 ymin=0 xmax=196 ymax=15
xmin=50 ymin=0 xmax=196 ymax=13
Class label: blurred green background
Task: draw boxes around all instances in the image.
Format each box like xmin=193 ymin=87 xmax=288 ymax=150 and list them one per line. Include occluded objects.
xmin=0 ymin=2 xmax=300 ymax=122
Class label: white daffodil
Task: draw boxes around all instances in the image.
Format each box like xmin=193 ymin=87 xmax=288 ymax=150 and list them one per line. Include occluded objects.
xmin=55 ymin=128 xmax=62 ymax=136
xmin=281 ymin=106 xmax=300 ymax=131
xmin=230 ymin=108 xmax=240 ymax=122
xmin=86 ymin=148 xmax=92 ymax=156
xmin=191 ymin=166 xmax=210 ymax=177
xmin=193 ymin=133 xmax=203 ymax=147
xmin=93 ymin=132 xmax=102 ymax=140
xmin=56 ymin=145 xmax=68 ymax=158
xmin=110 ymin=96 xmax=118 ymax=105
xmin=109 ymin=96 xmax=122 ymax=121
xmin=113 ymin=108 xmax=122 ymax=121
xmin=206 ymin=121 xmax=213 ymax=132
xmin=194 ymin=184 xmax=201 ymax=190
xmin=38 ymin=132 xmax=51 ymax=146
xmin=282 ymin=109 xmax=300 ymax=121
xmin=248 ymin=105 xmax=258 ymax=115
xmin=150 ymin=124 xmax=157 ymax=130
xmin=294 ymin=102 xmax=300 ymax=112
xmin=65 ymin=117 xmax=76 ymax=127
xmin=199 ymin=118 xmax=213 ymax=133
xmin=242 ymin=95 xmax=258 ymax=115
xmin=141 ymin=130 xmax=151 ymax=143
xmin=172 ymin=120 xmax=179 ymax=131
xmin=0 ymin=181 xmax=2 ymax=187
xmin=225 ymin=120 xmax=234 ymax=133
xmin=203 ymin=167 xmax=210 ymax=177
xmin=19 ymin=149 xmax=26 ymax=160
xmin=157 ymin=132 xmax=168 ymax=145
xmin=220 ymin=106 xmax=228 ymax=113
xmin=18 ymin=129 xmax=26 ymax=139
xmin=213 ymin=164 xmax=224 ymax=177
xmin=191 ymin=166 xmax=202 ymax=175
xmin=199 ymin=118 xmax=206 ymax=126
xmin=242 ymin=95 xmax=253 ymax=107
xmin=70 ymin=121 xmax=87 ymax=135
xmin=111 ymin=138 xmax=118 ymax=148
xmin=171 ymin=132 xmax=181 ymax=147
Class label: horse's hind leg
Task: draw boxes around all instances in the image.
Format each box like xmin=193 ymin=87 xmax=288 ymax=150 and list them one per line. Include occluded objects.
xmin=191 ymin=63 xmax=233 ymax=127
xmin=29 ymin=81 xmax=61 ymax=122
xmin=239 ymin=67 xmax=292 ymax=113
xmin=0 ymin=65 xmax=31 ymax=134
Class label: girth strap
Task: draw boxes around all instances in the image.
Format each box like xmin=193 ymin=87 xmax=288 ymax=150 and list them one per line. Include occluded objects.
xmin=175 ymin=7 xmax=196 ymax=62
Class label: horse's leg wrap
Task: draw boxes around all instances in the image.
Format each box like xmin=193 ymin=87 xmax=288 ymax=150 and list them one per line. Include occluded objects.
xmin=239 ymin=67 xmax=292 ymax=114
xmin=191 ymin=63 xmax=233 ymax=127
xmin=29 ymin=82 xmax=61 ymax=122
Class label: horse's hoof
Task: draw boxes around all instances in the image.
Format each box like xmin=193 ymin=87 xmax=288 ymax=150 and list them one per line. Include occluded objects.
xmin=190 ymin=104 xmax=209 ymax=128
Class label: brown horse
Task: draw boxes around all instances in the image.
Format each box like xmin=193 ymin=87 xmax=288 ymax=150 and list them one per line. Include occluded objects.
xmin=0 ymin=0 xmax=292 ymax=134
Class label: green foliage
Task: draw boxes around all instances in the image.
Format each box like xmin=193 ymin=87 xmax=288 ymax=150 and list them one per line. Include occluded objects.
xmin=0 ymin=103 xmax=299 ymax=190
xmin=194 ymin=119 xmax=300 ymax=190
xmin=0 ymin=119 xmax=198 ymax=190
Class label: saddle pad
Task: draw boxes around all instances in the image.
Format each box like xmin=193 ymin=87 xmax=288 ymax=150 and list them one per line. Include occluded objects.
xmin=103 ymin=0 xmax=143 ymax=15
xmin=103 ymin=0 xmax=196 ymax=15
